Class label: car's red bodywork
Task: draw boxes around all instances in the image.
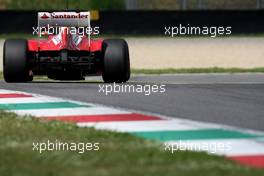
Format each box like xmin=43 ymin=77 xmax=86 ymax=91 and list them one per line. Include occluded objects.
xmin=28 ymin=27 xmax=103 ymax=52
xmin=25 ymin=26 xmax=105 ymax=79
xmin=3 ymin=11 xmax=130 ymax=82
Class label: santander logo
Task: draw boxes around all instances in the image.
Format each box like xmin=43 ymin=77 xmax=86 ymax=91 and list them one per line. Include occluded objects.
xmin=40 ymin=13 xmax=50 ymax=19
xmin=39 ymin=12 xmax=88 ymax=20
xmin=51 ymin=12 xmax=88 ymax=19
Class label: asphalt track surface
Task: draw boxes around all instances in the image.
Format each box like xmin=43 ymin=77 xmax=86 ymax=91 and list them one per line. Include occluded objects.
xmin=1 ymin=73 xmax=264 ymax=131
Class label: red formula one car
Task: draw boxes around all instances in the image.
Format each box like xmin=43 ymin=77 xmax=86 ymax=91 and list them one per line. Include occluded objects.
xmin=3 ymin=11 xmax=130 ymax=83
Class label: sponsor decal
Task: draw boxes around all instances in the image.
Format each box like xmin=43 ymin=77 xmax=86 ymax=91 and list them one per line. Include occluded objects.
xmin=40 ymin=13 xmax=50 ymax=19
xmin=71 ymin=34 xmax=83 ymax=46
xmin=40 ymin=12 xmax=88 ymax=20
xmin=52 ymin=34 xmax=62 ymax=45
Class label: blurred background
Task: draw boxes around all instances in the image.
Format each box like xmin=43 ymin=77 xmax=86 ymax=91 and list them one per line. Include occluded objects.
xmin=1 ymin=0 xmax=264 ymax=70
xmin=1 ymin=0 xmax=264 ymax=10
xmin=1 ymin=0 xmax=264 ymax=35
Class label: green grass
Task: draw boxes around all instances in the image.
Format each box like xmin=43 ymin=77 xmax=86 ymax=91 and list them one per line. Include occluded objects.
xmin=137 ymin=0 xmax=258 ymax=10
xmin=0 ymin=0 xmax=258 ymax=10
xmin=0 ymin=0 xmax=124 ymax=10
xmin=0 ymin=110 xmax=263 ymax=176
xmin=1 ymin=67 xmax=264 ymax=81
xmin=0 ymin=34 xmax=37 ymax=39
xmin=132 ymin=67 xmax=264 ymax=74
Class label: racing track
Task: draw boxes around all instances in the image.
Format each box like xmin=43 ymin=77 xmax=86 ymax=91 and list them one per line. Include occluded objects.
xmin=1 ymin=73 xmax=264 ymax=131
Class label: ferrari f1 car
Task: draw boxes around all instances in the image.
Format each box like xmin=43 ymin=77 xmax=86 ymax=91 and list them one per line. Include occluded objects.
xmin=3 ymin=12 xmax=130 ymax=83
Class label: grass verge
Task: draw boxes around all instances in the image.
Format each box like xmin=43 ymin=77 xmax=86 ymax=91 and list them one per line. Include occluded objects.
xmin=132 ymin=67 xmax=264 ymax=74
xmin=0 ymin=34 xmax=36 ymax=39
xmin=0 ymin=110 xmax=264 ymax=176
xmin=1 ymin=67 xmax=264 ymax=81
xmin=0 ymin=67 xmax=264 ymax=82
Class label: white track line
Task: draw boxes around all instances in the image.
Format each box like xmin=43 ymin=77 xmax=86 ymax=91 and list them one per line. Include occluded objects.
xmin=0 ymin=89 xmax=32 ymax=94
xmin=11 ymin=107 xmax=131 ymax=117
xmin=0 ymin=97 xmax=65 ymax=104
xmin=78 ymin=120 xmax=212 ymax=132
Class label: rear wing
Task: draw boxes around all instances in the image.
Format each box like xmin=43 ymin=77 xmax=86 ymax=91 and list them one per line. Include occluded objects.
xmin=38 ymin=12 xmax=90 ymax=27
xmin=37 ymin=11 xmax=91 ymax=46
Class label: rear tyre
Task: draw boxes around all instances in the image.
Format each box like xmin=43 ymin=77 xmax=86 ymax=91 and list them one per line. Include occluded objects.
xmin=102 ymin=39 xmax=130 ymax=83
xmin=3 ymin=39 xmax=31 ymax=82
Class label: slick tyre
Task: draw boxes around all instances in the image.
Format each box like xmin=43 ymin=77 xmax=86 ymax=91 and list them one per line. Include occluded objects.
xmin=3 ymin=39 xmax=31 ymax=82
xmin=102 ymin=39 xmax=130 ymax=83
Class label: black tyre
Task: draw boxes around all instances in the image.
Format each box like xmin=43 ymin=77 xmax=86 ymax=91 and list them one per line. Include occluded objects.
xmin=3 ymin=39 xmax=31 ymax=82
xmin=102 ymin=39 xmax=130 ymax=83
